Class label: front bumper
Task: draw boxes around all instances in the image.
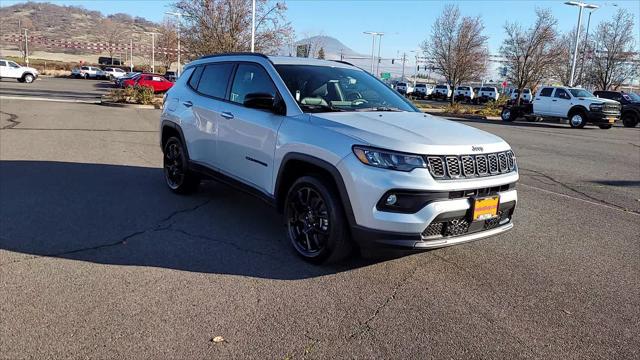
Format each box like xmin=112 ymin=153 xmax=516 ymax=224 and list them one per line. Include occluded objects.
xmin=337 ymin=153 xmax=518 ymax=249
xmin=587 ymin=110 xmax=619 ymax=124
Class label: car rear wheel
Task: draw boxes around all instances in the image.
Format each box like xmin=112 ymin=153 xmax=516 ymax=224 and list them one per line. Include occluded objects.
xmin=163 ymin=136 xmax=199 ymax=194
xmin=569 ymin=111 xmax=587 ymax=129
xmin=501 ymin=108 xmax=515 ymax=122
xmin=622 ymin=113 xmax=638 ymax=128
xmin=284 ymin=176 xmax=352 ymax=264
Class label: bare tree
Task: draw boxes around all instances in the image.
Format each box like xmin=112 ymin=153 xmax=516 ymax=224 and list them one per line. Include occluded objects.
xmin=317 ymin=46 xmax=325 ymax=60
xmin=552 ymin=27 xmax=581 ymax=86
xmin=421 ymin=4 xmax=488 ymax=103
xmin=99 ymin=19 xmax=127 ymax=61
xmin=174 ymin=0 xmax=293 ymax=58
xmin=500 ymin=8 xmax=562 ymax=105
xmin=589 ymin=9 xmax=637 ymax=91
xmin=157 ymin=19 xmax=179 ymax=70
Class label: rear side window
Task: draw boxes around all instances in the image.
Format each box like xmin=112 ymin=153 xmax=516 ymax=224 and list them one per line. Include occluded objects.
xmin=539 ymin=87 xmax=553 ymax=97
xmin=197 ymin=63 xmax=234 ymax=99
xmin=0 ymin=61 xmax=6 ymax=66
xmin=554 ymin=88 xmax=569 ymax=98
xmin=230 ymin=63 xmax=276 ymax=104
xmin=188 ymin=66 xmax=204 ymax=90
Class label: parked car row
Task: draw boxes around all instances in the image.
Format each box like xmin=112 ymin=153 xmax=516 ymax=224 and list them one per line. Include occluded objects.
xmin=114 ymin=72 xmax=174 ymax=93
xmin=71 ymin=65 xmax=178 ymax=83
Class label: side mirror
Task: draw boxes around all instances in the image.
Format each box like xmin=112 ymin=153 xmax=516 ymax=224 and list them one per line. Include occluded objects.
xmin=243 ymin=92 xmax=285 ymax=115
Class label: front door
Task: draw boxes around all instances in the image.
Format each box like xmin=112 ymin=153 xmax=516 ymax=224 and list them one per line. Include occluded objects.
xmin=551 ymin=88 xmax=571 ymax=117
xmin=216 ymin=63 xmax=284 ymax=193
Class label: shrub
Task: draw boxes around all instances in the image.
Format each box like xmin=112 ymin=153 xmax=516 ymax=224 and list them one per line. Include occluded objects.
xmin=133 ymin=85 xmax=155 ymax=105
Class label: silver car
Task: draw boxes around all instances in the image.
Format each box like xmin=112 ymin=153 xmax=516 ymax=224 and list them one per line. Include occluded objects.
xmin=160 ymin=53 xmax=518 ymax=263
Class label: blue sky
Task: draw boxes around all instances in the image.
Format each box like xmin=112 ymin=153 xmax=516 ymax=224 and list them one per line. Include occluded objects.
xmin=3 ymin=0 xmax=639 ymax=58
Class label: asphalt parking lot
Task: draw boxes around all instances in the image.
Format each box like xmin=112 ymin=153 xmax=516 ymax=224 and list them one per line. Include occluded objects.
xmin=1 ymin=78 xmax=639 ymax=359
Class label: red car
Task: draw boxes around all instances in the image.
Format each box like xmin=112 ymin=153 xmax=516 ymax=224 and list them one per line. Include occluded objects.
xmin=123 ymin=73 xmax=173 ymax=93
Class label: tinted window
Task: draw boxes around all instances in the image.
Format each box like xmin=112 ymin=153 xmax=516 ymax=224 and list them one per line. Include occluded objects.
xmin=435 ymin=85 xmax=447 ymax=89
xmin=397 ymin=82 xmax=407 ymax=87
xmin=481 ymin=87 xmax=494 ymax=92
xmin=230 ymin=63 xmax=276 ymax=104
xmin=0 ymin=61 xmax=6 ymax=66
xmin=188 ymin=66 xmax=204 ymax=90
xmin=197 ymin=63 xmax=234 ymax=98
xmin=415 ymin=84 xmax=426 ymax=88
xmin=554 ymin=89 xmax=569 ymax=99
xmin=539 ymin=87 xmax=553 ymax=97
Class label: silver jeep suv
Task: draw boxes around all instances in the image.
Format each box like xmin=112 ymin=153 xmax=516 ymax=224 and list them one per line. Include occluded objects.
xmin=160 ymin=53 xmax=518 ymax=263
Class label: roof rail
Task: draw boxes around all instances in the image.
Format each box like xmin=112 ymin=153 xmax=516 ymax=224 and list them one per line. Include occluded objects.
xmin=331 ymin=60 xmax=354 ymax=66
xmin=198 ymin=52 xmax=270 ymax=60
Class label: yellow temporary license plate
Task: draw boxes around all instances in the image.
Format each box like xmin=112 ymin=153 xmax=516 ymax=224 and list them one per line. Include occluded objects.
xmin=608 ymin=117 xmax=616 ymax=123
xmin=472 ymin=196 xmax=499 ymax=221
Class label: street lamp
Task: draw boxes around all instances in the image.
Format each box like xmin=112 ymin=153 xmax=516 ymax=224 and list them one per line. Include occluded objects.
xmin=364 ymin=31 xmax=383 ymax=75
xmin=165 ymin=11 xmax=186 ymax=76
xmin=565 ymin=1 xmax=598 ymax=86
xmin=144 ymin=31 xmax=161 ymax=73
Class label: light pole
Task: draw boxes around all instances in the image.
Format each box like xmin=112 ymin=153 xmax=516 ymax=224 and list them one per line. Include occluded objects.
xmin=24 ymin=29 xmax=29 ymax=66
xmin=364 ymin=31 xmax=383 ymax=74
xmin=165 ymin=12 xmax=187 ymax=76
xmin=565 ymin=1 xmax=598 ymax=87
xmin=375 ymin=33 xmax=384 ymax=77
xmin=251 ymin=0 xmax=256 ymax=52
xmin=144 ymin=31 xmax=161 ymax=73
xmin=577 ymin=6 xmax=599 ymax=85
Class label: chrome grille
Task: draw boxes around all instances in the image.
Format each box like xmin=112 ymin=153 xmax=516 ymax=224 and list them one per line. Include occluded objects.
xmin=498 ymin=152 xmax=508 ymax=172
xmin=425 ymin=151 xmax=516 ymax=180
xmin=461 ymin=156 xmax=475 ymax=177
xmin=488 ymin=154 xmax=499 ymax=174
xmin=476 ymin=155 xmax=488 ymax=175
xmin=427 ymin=157 xmax=445 ymax=177
xmin=446 ymin=157 xmax=461 ymax=177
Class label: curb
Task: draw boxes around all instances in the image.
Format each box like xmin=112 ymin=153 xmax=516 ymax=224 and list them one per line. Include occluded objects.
xmin=99 ymin=100 xmax=160 ymax=110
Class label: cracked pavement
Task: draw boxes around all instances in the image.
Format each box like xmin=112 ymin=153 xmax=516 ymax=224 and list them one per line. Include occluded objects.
xmin=1 ymin=79 xmax=639 ymax=359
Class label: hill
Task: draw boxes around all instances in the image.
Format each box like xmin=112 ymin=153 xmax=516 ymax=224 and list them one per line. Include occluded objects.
xmin=0 ymin=2 xmax=159 ymax=55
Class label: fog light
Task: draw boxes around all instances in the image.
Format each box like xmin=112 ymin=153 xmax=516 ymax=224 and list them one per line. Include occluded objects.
xmin=385 ymin=194 xmax=398 ymax=206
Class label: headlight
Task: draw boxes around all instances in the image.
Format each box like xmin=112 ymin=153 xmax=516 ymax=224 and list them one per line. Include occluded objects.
xmin=589 ymin=103 xmax=604 ymax=111
xmin=353 ymin=146 xmax=427 ymax=172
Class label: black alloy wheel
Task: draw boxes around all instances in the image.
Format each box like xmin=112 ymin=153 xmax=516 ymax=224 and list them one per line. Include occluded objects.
xmin=163 ymin=136 xmax=199 ymax=194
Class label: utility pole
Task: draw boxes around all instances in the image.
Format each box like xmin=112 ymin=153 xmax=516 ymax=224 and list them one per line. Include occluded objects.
xmin=401 ymin=52 xmax=407 ymax=81
xmin=363 ymin=31 xmax=383 ymax=74
xmin=145 ymin=31 xmax=161 ymax=73
xmin=24 ymin=29 xmax=29 ymax=66
xmin=130 ymin=38 xmax=133 ymax=72
xmin=165 ymin=12 xmax=188 ymax=76
xmin=375 ymin=33 xmax=384 ymax=77
xmin=251 ymin=0 xmax=256 ymax=52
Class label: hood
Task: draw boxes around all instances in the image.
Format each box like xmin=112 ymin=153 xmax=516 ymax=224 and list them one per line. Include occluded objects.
xmin=309 ymin=111 xmax=510 ymax=155
xmin=579 ymin=97 xmax=619 ymax=105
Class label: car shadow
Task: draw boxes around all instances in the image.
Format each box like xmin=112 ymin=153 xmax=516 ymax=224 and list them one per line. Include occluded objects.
xmin=590 ymin=180 xmax=640 ymax=187
xmin=0 ymin=160 xmax=390 ymax=280
xmin=448 ymin=117 xmax=609 ymax=130
xmin=93 ymin=82 xmax=116 ymax=89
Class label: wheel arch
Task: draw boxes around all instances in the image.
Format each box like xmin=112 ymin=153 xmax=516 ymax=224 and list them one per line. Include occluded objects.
xmin=567 ymin=105 xmax=588 ymax=118
xmin=160 ymin=120 xmax=190 ymax=160
xmin=274 ymin=153 xmax=356 ymax=227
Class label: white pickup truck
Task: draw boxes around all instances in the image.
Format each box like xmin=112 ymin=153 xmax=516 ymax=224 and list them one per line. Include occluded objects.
xmin=454 ymin=86 xmax=474 ymax=103
xmin=501 ymin=86 xmax=621 ymax=129
xmin=395 ymin=82 xmax=413 ymax=96
xmin=431 ymin=84 xmax=452 ymax=101
xmin=0 ymin=59 xmax=39 ymax=83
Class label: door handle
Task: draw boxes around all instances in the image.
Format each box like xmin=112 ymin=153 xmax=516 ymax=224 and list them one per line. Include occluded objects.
xmin=221 ymin=112 xmax=234 ymax=119
xmin=182 ymin=101 xmax=193 ymax=107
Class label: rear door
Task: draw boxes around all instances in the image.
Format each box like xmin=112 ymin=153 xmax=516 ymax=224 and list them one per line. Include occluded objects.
xmin=216 ymin=62 xmax=285 ymax=193
xmin=533 ymin=87 xmax=554 ymax=116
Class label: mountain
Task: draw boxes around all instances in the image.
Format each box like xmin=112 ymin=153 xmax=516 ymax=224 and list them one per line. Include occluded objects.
xmin=0 ymin=2 xmax=159 ymax=54
xmin=292 ymin=35 xmax=363 ymax=58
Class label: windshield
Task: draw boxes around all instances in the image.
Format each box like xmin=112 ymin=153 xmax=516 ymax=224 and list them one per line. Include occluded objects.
xmin=623 ymin=93 xmax=640 ymax=102
xmin=569 ymin=88 xmax=594 ymax=98
xmin=275 ymin=65 xmax=417 ymax=113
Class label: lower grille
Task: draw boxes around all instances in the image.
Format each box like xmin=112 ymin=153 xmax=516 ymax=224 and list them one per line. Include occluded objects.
xmin=421 ymin=211 xmax=513 ymax=239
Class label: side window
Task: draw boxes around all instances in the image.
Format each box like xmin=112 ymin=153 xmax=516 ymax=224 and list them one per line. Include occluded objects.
xmin=0 ymin=61 xmax=6 ymax=67
xmin=554 ymin=89 xmax=569 ymax=99
xmin=230 ymin=63 xmax=276 ymax=104
xmin=539 ymin=87 xmax=553 ymax=97
xmin=188 ymin=66 xmax=204 ymax=90
xmin=196 ymin=63 xmax=234 ymax=98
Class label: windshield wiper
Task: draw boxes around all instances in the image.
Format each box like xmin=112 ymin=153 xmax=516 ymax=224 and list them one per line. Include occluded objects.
xmin=355 ymin=106 xmax=404 ymax=112
xmin=300 ymin=103 xmax=345 ymax=113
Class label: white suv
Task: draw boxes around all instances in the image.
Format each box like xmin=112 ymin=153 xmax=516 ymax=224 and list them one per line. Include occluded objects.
xmin=0 ymin=59 xmax=38 ymax=83
xmin=161 ymin=54 xmax=518 ymax=263
xmin=71 ymin=66 xmax=105 ymax=79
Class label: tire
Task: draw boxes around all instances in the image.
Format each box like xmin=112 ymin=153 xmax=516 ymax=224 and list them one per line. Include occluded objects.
xmin=598 ymin=124 xmax=612 ymax=129
xmin=569 ymin=110 xmax=587 ymax=129
xmin=284 ymin=175 xmax=352 ymax=264
xmin=23 ymin=74 xmax=34 ymax=83
xmin=501 ymin=108 xmax=516 ymax=122
xmin=162 ymin=136 xmax=200 ymax=194
xmin=622 ymin=113 xmax=638 ymax=128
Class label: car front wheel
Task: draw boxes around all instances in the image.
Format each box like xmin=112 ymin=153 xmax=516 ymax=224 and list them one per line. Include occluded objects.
xmin=23 ymin=74 xmax=34 ymax=83
xmin=284 ymin=176 xmax=352 ymax=264
xmin=569 ymin=111 xmax=587 ymax=128
xmin=163 ymin=136 xmax=199 ymax=194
